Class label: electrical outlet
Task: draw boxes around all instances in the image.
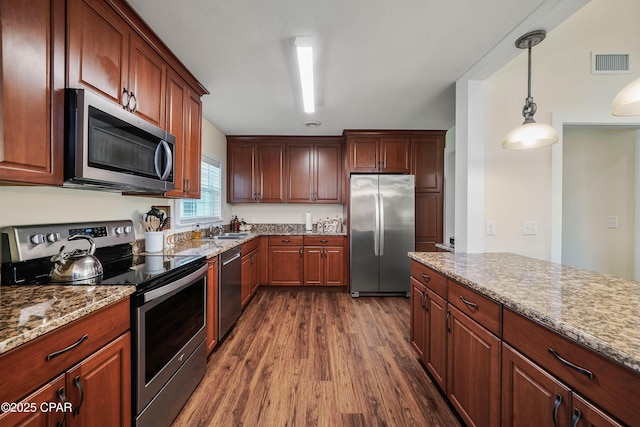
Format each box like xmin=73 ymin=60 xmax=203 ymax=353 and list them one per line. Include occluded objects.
xmin=523 ymin=221 xmax=538 ymax=235
xmin=486 ymin=221 xmax=496 ymax=236
xmin=608 ymin=215 xmax=618 ymax=229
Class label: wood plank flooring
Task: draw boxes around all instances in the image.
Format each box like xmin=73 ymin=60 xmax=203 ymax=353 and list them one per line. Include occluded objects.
xmin=172 ymin=288 xmax=461 ymax=426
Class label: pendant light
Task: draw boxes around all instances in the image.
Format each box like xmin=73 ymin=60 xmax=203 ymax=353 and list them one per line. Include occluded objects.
xmin=611 ymin=76 xmax=640 ymax=116
xmin=502 ymin=30 xmax=558 ymax=150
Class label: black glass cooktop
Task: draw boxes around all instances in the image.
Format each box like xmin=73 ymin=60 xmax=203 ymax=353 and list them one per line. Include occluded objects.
xmin=100 ymin=253 xmax=205 ymax=287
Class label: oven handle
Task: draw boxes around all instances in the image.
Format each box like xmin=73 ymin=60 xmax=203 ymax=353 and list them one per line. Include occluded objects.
xmin=143 ymin=264 xmax=207 ymax=303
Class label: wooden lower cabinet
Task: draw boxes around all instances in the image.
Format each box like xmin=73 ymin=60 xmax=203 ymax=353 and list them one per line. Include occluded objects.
xmin=426 ymin=289 xmax=448 ymax=392
xmin=242 ymin=248 xmax=258 ymax=306
xmin=447 ymin=305 xmax=501 ymax=427
xmin=303 ymin=246 xmax=344 ymax=286
xmin=410 ymin=277 xmax=428 ymax=361
xmin=572 ymin=394 xmax=623 ymax=427
xmin=0 ymin=333 xmax=131 ymax=427
xmin=502 ymin=343 xmax=571 ymax=427
xmin=268 ymin=236 xmax=303 ymax=285
xmin=207 ymin=257 xmax=218 ymax=355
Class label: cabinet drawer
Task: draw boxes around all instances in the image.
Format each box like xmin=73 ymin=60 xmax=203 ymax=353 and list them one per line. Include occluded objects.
xmin=268 ymin=235 xmax=303 ymax=246
xmin=410 ymin=261 xmax=446 ymax=298
xmin=303 ymin=235 xmax=344 ymax=246
xmin=0 ymin=298 xmax=130 ymax=404
xmin=448 ymin=280 xmax=501 ymax=336
xmin=241 ymin=237 xmax=259 ymax=255
xmin=503 ymin=308 xmax=640 ymax=426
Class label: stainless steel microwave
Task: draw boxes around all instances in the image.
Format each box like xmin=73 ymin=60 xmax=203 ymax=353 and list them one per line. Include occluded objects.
xmin=64 ymin=89 xmax=176 ymax=193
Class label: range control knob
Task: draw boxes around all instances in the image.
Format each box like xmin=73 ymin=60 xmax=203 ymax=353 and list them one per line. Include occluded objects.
xmin=29 ymin=234 xmax=45 ymax=245
xmin=124 ymin=225 xmax=132 ymax=234
xmin=114 ymin=226 xmax=124 ymax=235
xmin=46 ymin=232 xmax=61 ymax=243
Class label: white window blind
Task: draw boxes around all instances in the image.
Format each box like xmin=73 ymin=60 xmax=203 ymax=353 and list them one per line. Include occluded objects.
xmin=178 ymin=158 xmax=222 ymax=224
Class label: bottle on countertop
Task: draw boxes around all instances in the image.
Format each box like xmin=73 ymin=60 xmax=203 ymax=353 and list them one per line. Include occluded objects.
xmin=194 ymin=223 xmax=202 ymax=239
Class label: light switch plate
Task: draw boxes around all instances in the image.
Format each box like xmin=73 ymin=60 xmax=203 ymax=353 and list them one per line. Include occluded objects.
xmin=486 ymin=221 xmax=496 ymax=236
xmin=608 ymin=215 xmax=618 ymax=229
xmin=523 ymin=221 xmax=538 ymax=235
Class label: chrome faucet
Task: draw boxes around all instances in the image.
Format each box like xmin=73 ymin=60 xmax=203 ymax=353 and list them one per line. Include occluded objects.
xmin=209 ymin=224 xmax=224 ymax=237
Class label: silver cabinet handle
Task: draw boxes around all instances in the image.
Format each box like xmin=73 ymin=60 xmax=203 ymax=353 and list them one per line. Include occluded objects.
xmin=459 ymin=295 xmax=478 ymax=309
xmin=548 ymin=348 xmax=594 ymax=378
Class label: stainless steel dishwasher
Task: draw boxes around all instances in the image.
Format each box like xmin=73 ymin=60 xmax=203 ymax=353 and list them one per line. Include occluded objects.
xmin=219 ymin=246 xmax=242 ymax=340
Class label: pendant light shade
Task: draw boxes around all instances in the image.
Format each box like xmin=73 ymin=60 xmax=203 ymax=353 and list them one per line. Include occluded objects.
xmin=611 ymin=76 xmax=640 ymax=116
xmin=502 ymin=30 xmax=558 ymax=150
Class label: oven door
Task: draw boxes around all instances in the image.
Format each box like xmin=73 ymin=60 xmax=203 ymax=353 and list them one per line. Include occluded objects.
xmin=134 ymin=263 xmax=207 ymax=414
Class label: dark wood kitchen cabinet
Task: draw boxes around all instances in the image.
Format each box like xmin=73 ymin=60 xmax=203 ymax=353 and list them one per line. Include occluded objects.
xmin=268 ymin=236 xmax=303 ymax=285
xmin=0 ymin=299 xmax=131 ymax=427
xmin=302 ymin=236 xmax=344 ymax=286
xmin=241 ymin=238 xmax=259 ymax=307
xmin=287 ymin=139 xmax=343 ymax=203
xmin=0 ymin=0 xmax=65 ymax=185
xmin=206 ymin=257 xmax=218 ymax=355
xmin=410 ymin=277 xmax=428 ymax=361
xmin=227 ymin=138 xmax=286 ymax=203
xmin=67 ymin=0 xmax=167 ymax=127
xmin=165 ymin=69 xmax=202 ymax=198
xmin=345 ymin=132 xmax=411 ymax=173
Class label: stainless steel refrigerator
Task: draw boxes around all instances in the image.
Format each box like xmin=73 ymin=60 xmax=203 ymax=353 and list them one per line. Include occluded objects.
xmin=350 ymin=174 xmax=415 ymax=296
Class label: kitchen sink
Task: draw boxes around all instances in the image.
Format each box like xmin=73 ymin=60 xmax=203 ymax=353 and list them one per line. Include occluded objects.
xmin=197 ymin=232 xmax=251 ymax=241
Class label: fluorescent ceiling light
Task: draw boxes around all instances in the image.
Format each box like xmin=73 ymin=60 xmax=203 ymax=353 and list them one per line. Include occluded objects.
xmin=295 ymin=37 xmax=315 ymax=113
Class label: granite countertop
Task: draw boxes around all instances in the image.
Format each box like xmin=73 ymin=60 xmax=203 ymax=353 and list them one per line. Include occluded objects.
xmin=0 ymin=285 xmax=135 ymax=355
xmin=408 ymin=252 xmax=640 ymax=374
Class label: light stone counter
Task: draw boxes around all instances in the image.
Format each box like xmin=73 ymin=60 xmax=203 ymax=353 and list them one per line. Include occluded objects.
xmin=408 ymin=251 xmax=640 ymax=374
xmin=0 ymin=285 xmax=135 ymax=355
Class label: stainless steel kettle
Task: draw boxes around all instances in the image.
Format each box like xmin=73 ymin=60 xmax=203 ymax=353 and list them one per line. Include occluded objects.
xmin=50 ymin=235 xmax=104 ymax=283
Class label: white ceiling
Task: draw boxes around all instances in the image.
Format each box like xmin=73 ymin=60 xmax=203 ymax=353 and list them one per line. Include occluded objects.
xmin=126 ymin=0 xmax=582 ymax=136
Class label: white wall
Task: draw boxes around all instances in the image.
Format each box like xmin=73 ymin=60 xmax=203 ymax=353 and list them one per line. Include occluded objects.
xmin=483 ymin=0 xmax=640 ymax=259
xmin=561 ymin=127 xmax=635 ymax=278
xmin=230 ymin=204 xmax=343 ymax=226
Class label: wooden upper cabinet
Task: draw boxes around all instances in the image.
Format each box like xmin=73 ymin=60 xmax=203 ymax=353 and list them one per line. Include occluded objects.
xmin=68 ymin=0 xmax=167 ymax=127
xmin=227 ymin=138 xmax=285 ymax=203
xmin=379 ymin=137 xmax=410 ymax=173
xmin=0 ymin=0 xmax=65 ymax=185
xmin=346 ymin=132 xmax=411 ymax=173
xmin=164 ymin=70 xmax=201 ymax=198
xmin=287 ymin=139 xmax=343 ymax=203
xmin=412 ymin=134 xmax=445 ymax=192
xmin=129 ymin=32 xmax=166 ymax=127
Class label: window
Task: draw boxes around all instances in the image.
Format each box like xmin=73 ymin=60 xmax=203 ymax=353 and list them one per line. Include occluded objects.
xmin=178 ymin=157 xmax=222 ymax=225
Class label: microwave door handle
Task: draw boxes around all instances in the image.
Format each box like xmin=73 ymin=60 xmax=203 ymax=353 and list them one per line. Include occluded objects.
xmin=160 ymin=140 xmax=172 ymax=180
xmin=154 ymin=140 xmax=172 ymax=181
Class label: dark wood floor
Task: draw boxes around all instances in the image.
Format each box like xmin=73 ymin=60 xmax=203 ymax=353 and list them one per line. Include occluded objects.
xmin=172 ymin=288 xmax=461 ymax=426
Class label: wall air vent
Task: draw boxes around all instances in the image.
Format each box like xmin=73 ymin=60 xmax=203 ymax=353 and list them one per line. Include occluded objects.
xmin=591 ymin=53 xmax=630 ymax=74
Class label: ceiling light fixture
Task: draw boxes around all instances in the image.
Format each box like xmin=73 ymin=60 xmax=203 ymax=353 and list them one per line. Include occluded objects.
xmin=502 ymin=30 xmax=558 ymax=150
xmin=611 ymin=77 xmax=640 ymax=116
xmin=295 ymin=37 xmax=315 ymax=113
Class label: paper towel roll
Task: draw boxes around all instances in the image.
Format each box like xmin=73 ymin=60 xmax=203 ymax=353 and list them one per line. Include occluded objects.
xmin=305 ymin=212 xmax=312 ymax=231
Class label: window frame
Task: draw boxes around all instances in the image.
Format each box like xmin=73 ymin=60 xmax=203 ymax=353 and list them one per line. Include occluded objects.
xmin=176 ymin=156 xmax=223 ymax=227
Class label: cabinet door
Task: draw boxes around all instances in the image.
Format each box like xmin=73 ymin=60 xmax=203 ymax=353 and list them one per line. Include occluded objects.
xmin=315 ymin=142 xmax=342 ymax=203
xmin=269 ymin=246 xmax=302 ymax=285
xmin=66 ymin=332 xmax=131 ymax=427
xmin=0 ymin=374 xmax=66 ymax=427
xmin=250 ymin=251 xmax=259 ymax=295
xmin=502 ymin=343 xmax=571 ymax=427
xmin=426 ymin=289 xmax=447 ymax=392
xmin=67 ymin=0 xmax=129 ymax=105
xmin=241 ymin=253 xmax=252 ymax=307
xmin=257 ymin=143 xmax=286 ymax=202
xmin=0 ymin=0 xmax=64 ymax=185
xmin=412 ymin=136 xmax=444 ymax=192
xmin=572 ymin=394 xmax=623 ymax=427
xmin=323 ymin=247 xmax=344 ymax=286
xmin=410 ymin=277 xmax=428 ymax=362
xmin=348 ymin=137 xmax=379 ymax=172
xmin=287 ymin=142 xmax=314 ymax=203
xmin=447 ymin=305 xmax=500 ymax=427
xmin=207 ymin=258 xmax=218 ymax=355
xmin=164 ymin=69 xmax=187 ymax=197
xmin=303 ymin=247 xmax=323 ymax=285
xmin=183 ymin=89 xmax=202 ymax=198
xmin=227 ymin=142 xmax=256 ymax=202
xmin=415 ymin=193 xmax=443 ymax=252
xmin=128 ymin=33 xmax=166 ymax=127
xmin=258 ymin=236 xmax=269 ymax=285
xmin=379 ymin=137 xmax=410 ymax=173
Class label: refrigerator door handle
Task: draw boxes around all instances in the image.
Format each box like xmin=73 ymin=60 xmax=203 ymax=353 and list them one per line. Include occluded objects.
xmin=374 ymin=193 xmax=380 ymax=256
xmin=379 ymin=193 xmax=385 ymax=256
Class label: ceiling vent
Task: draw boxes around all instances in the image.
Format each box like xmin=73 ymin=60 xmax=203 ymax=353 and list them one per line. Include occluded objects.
xmin=591 ymin=53 xmax=630 ymax=74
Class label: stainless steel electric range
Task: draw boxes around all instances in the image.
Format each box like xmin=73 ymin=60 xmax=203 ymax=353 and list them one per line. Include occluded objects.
xmin=0 ymin=220 xmax=207 ymax=427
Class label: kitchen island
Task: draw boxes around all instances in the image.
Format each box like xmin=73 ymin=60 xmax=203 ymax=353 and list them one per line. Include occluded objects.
xmin=409 ymin=251 xmax=640 ymax=426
